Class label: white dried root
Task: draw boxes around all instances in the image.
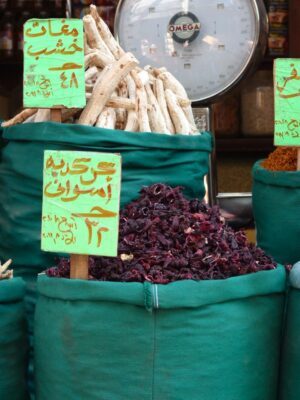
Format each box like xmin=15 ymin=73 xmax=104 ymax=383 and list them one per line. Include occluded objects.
xmin=96 ymin=107 xmax=116 ymax=129
xmin=158 ymin=71 xmax=187 ymax=98
xmin=125 ymin=110 xmax=138 ymax=132
xmin=24 ymin=112 xmax=37 ymax=124
xmin=124 ymin=75 xmax=138 ymax=132
xmin=138 ymin=70 xmax=151 ymax=86
xmin=84 ymin=34 xmax=93 ymax=55
xmin=118 ymin=80 xmax=128 ymax=98
xmin=158 ymin=70 xmax=197 ymax=133
xmin=1 ymin=109 xmax=38 ymax=127
xmin=34 ymin=109 xmax=51 ymax=122
xmin=83 ymin=15 xmax=114 ymax=61
xmin=115 ymin=112 xmax=126 ymax=130
xmin=78 ymin=95 xmax=137 ymax=110
xmin=85 ymin=51 xmax=113 ymax=69
xmin=0 ymin=259 xmax=12 ymax=274
xmin=115 ymin=108 xmax=126 ymax=130
xmin=79 ymin=52 xmax=138 ymax=126
xmin=85 ymin=52 xmax=96 ymax=68
xmin=85 ymin=66 xmax=99 ymax=82
xmin=131 ymin=70 xmax=151 ymax=132
xmin=0 ymin=270 xmax=13 ymax=280
xmin=85 ymin=83 xmax=94 ymax=93
xmin=90 ymin=4 xmax=124 ymax=60
xmin=183 ymin=106 xmax=198 ymax=134
xmin=108 ymin=97 xmax=135 ymax=110
xmin=176 ymin=96 xmax=192 ymax=108
xmin=152 ymin=67 xmax=167 ymax=77
xmin=145 ymin=83 xmax=169 ymax=134
xmin=115 ymin=80 xmax=128 ymax=130
xmin=154 ymin=79 xmax=175 ymax=134
xmin=93 ymin=65 xmax=111 ymax=88
xmin=0 ymin=259 xmax=13 ymax=280
xmin=165 ymin=89 xmax=190 ymax=135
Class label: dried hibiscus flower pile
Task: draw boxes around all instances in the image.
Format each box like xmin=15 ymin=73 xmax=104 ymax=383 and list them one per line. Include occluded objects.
xmin=47 ymin=184 xmax=276 ymax=283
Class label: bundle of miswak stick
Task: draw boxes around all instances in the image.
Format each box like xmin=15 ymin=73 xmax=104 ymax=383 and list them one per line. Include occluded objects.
xmin=2 ymin=5 xmax=199 ymax=135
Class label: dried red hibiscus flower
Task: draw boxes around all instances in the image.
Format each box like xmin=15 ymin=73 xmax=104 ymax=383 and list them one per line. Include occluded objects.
xmin=46 ymin=183 xmax=276 ymax=283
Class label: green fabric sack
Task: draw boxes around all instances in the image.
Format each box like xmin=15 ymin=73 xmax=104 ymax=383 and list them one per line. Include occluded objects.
xmin=0 ymin=122 xmax=212 ymax=270
xmin=279 ymin=266 xmax=300 ymax=400
xmin=252 ymin=161 xmax=300 ymax=264
xmin=35 ymin=266 xmax=286 ymax=400
xmin=279 ymin=287 xmax=300 ymax=400
xmin=14 ymin=268 xmax=38 ymax=400
xmin=0 ymin=278 xmax=28 ymax=400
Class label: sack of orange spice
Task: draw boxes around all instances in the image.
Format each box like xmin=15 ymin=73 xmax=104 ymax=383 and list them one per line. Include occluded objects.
xmin=252 ymin=147 xmax=300 ymax=265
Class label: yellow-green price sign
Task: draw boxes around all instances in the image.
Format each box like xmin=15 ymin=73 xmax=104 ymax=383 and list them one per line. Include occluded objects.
xmin=41 ymin=151 xmax=121 ymax=257
xmin=23 ymin=18 xmax=86 ymax=108
xmin=275 ymin=58 xmax=300 ymax=146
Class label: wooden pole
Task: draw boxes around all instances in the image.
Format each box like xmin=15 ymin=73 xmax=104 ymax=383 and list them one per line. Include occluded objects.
xmin=50 ymin=109 xmax=62 ymax=123
xmin=297 ymin=149 xmax=300 ymax=171
xmin=50 ymin=107 xmax=89 ymax=280
xmin=70 ymin=254 xmax=89 ymax=280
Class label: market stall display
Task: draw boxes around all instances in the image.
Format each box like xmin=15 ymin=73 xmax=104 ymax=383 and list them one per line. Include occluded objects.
xmin=0 ymin=4 xmax=294 ymax=400
xmin=0 ymin=6 xmax=211 ymax=272
xmin=0 ymin=271 xmax=27 ymax=400
xmin=252 ymin=59 xmax=300 ymax=264
xmin=0 ymin=11 xmax=211 ymax=398
xmin=35 ymin=184 xmax=287 ymax=400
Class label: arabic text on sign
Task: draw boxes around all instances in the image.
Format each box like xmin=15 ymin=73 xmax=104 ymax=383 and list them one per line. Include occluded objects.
xmin=23 ymin=18 xmax=85 ymax=109
xmin=41 ymin=151 xmax=121 ymax=257
xmin=274 ymin=59 xmax=300 ymax=146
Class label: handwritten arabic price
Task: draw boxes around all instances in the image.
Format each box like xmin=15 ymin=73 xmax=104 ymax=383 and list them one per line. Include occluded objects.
xmin=276 ymin=63 xmax=300 ymax=99
xmin=41 ymin=151 xmax=121 ymax=257
xmin=274 ymin=59 xmax=300 ymax=146
xmin=23 ymin=18 xmax=85 ymax=108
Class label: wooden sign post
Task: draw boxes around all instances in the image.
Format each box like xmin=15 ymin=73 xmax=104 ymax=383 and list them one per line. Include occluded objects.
xmin=41 ymin=151 xmax=122 ymax=279
xmin=274 ymin=59 xmax=300 ymax=170
xmin=23 ymin=18 xmax=93 ymax=278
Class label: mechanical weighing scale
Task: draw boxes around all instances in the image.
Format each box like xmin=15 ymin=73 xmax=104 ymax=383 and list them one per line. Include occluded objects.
xmin=115 ymin=0 xmax=268 ymax=227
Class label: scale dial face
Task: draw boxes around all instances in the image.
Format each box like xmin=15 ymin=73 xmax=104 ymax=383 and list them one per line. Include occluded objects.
xmin=115 ymin=0 xmax=267 ymax=103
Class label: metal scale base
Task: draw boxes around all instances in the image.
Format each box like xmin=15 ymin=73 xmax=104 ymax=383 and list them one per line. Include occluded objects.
xmin=193 ymin=107 xmax=253 ymax=229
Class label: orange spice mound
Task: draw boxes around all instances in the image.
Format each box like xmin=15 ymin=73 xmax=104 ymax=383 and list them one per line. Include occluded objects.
xmin=261 ymin=147 xmax=298 ymax=171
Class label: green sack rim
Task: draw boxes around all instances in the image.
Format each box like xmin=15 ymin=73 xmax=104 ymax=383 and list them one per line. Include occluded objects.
xmin=37 ymin=265 xmax=286 ymax=309
xmin=2 ymin=122 xmax=213 ymax=152
xmin=0 ymin=277 xmax=25 ymax=303
xmin=253 ymin=160 xmax=300 ymax=188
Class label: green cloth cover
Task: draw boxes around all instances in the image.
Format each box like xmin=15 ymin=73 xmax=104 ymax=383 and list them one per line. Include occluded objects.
xmin=280 ymin=287 xmax=300 ymax=400
xmin=14 ymin=268 xmax=38 ymax=400
xmin=0 ymin=278 xmax=28 ymax=400
xmin=252 ymin=161 xmax=300 ymax=264
xmin=0 ymin=122 xmax=212 ymax=270
xmin=35 ymin=266 xmax=286 ymax=400
xmin=279 ymin=264 xmax=300 ymax=400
